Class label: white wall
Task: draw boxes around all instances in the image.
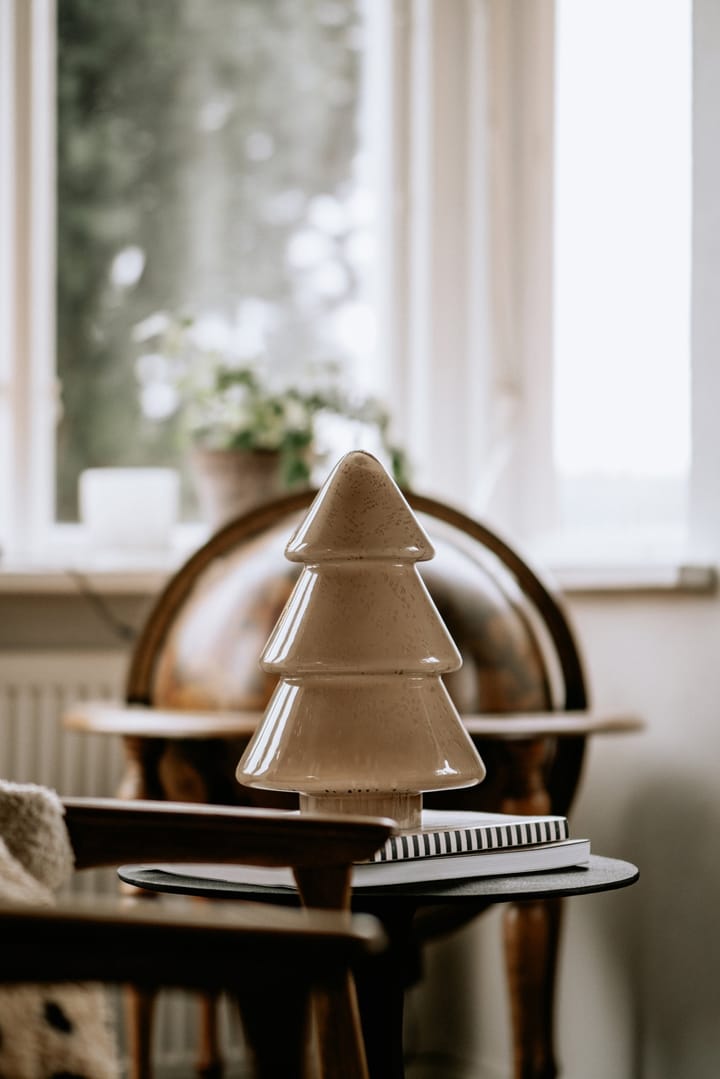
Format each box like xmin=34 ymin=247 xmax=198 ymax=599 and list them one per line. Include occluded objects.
xmin=407 ymin=5 xmax=720 ymax=1073
xmin=560 ymin=6 xmax=720 ymax=1073
xmin=560 ymin=591 xmax=720 ymax=1079
xmin=404 ymin=589 xmax=720 ymax=1079
xmin=8 ymin=593 xmax=718 ymax=1078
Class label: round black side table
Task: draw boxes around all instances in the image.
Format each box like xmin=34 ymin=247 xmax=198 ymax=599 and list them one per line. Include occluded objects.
xmin=120 ymin=856 xmax=638 ymax=1079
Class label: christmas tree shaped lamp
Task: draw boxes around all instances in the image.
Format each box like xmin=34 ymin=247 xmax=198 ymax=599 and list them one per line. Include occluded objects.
xmin=237 ymin=451 xmax=485 ymax=830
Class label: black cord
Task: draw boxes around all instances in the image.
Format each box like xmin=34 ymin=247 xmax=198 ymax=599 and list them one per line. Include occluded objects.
xmin=65 ymin=569 xmax=139 ymax=643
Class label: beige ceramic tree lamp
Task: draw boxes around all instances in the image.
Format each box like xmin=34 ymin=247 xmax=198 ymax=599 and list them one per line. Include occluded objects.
xmin=237 ymin=451 xmax=486 ymax=830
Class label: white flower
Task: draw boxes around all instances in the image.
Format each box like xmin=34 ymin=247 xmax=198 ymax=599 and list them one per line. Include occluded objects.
xmin=282 ymin=397 xmax=310 ymax=431
xmin=135 ymin=352 xmax=170 ymax=384
xmin=132 ymin=311 xmax=172 ymax=343
xmin=140 ymin=382 xmax=179 ymax=420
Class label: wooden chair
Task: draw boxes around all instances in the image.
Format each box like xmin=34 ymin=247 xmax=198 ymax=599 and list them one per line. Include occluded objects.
xmin=65 ymin=491 xmax=641 ymax=1079
xmin=0 ymin=795 xmax=392 ymax=1079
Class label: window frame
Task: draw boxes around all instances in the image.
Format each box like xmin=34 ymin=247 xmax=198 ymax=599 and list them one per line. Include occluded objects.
xmin=1 ymin=0 xmax=717 ymax=584
xmin=0 ymin=0 xmax=57 ymax=559
xmin=689 ymin=0 xmax=720 ymax=565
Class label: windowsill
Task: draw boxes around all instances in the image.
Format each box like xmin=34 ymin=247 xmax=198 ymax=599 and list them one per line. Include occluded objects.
xmin=0 ymin=562 xmax=174 ymax=595
xmin=0 ymin=544 xmax=715 ymax=597
xmin=547 ymin=560 xmax=717 ymax=595
xmin=525 ymin=526 xmax=718 ymax=595
xmin=0 ymin=523 xmax=209 ymax=595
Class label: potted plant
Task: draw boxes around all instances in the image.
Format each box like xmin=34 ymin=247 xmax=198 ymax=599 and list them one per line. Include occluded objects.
xmin=133 ymin=311 xmax=409 ymax=527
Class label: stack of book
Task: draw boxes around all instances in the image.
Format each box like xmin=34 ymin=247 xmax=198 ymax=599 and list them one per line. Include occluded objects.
xmin=356 ymin=809 xmax=590 ymax=886
xmin=153 ymin=810 xmax=590 ymax=889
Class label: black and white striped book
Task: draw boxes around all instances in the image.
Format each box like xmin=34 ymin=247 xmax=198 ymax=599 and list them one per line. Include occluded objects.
xmin=368 ymin=810 xmax=570 ymax=863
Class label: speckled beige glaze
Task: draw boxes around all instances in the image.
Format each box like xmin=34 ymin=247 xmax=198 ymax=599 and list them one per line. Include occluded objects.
xmin=261 ymin=563 xmax=462 ymax=674
xmin=285 ymin=451 xmax=434 ymax=563
xmin=237 ymin=451 xmax=486 ymax=829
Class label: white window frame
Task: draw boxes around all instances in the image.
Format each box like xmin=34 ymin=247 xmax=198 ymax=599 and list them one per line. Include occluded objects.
xmin=525 ymin=0 xmax=718 ymax=575
xmin=1 ymin=0 xmax=718 ymax=585
xmin=0 ymin=0 xmax=57 ymax=559
xmin=689 ymin=0 xmax=720 ymax=564
xmin=389 ymin=0 xmax=718 ymax=580
xmin=377 ymin=0 xmax=494 ymax=508
xmin=383 ymin=0 xmax=564 ymax=554
xmin=2 ymin=0 xmax=499 ymax=562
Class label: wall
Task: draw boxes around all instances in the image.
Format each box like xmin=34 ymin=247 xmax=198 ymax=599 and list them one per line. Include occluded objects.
xmin=403 ymin=586 xmax=720 ymax=1079
xmin=5 ymin=583 xmax=718 ymax=1079
xmin=560 ymin=590 xmax=720 ymax=1079
xmin=559 ymin=5 xmax=720 ymax=1073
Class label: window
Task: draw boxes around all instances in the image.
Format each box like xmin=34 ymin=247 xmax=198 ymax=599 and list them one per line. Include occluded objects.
xmin=1 ymin=0 xmax=716 ymax=577
xmin=4 ymin=0 xmax=432 ymax=559
xmin=462 ymin=0 xmax=695 ymax=567
xmin=55 ymin=0 xmax=377 ymax=520
xmin=550 ymin=0 xmax=692 ymax=560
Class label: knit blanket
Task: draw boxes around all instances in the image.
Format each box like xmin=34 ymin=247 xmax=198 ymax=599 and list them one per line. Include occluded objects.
xmin=0 ymin=781 xmax=118 ymax=1079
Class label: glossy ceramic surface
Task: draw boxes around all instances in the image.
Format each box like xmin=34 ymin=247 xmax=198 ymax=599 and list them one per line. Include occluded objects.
xmin=240 ymin=674 xmax=483 ymax=791
xmin=286 ymin=451 xmax=434 ymax=564
xmin=237 ymin=452 xmax=486 ymax=829
xmin=261 ymin=563 xmax=462 ymax=674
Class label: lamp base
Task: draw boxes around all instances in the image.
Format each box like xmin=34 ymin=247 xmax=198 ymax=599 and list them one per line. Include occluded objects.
xmin=299 ymin=792 xmax=422 ymax=831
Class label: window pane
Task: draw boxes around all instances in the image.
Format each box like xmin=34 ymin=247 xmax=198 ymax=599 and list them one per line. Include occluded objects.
xmin=56 ymin=0 xmax=374 ymax=519
xmin=553 ymin=0 xmax=691 ymax=542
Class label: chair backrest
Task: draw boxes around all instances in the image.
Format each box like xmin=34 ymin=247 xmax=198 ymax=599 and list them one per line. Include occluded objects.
xmin=0 ymin=794 xmax=392 ymax=1079
xmin=126 ymin=490 xmax=589 ymax=816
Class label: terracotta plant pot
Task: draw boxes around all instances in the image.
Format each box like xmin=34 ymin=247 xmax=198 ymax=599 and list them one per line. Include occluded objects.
xmin=191 ymin=447 xmax=286 ymax=530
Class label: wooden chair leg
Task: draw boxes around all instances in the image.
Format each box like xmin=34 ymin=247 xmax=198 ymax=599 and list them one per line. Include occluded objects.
xmin=197 ymin=992 xmax=224 ymax=1079
xmin=503 ymin=897 xmax=562 ymax=1079
xmin=293 ymin=866 xmax=370 ymax=1079
xmin=235 ymin=980 xmax=313 ymax=1079
xmin=120 ymin=740 xmax=163 ymax=1079
xmin=312 ymin=971 xmax=369 ymax=1079
xmin=125 ymin=985 xmax=157 ymax=1079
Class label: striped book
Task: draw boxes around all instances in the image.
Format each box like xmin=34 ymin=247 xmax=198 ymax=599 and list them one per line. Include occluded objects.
xmin=368 ymin=810 xmax=570 ymax=863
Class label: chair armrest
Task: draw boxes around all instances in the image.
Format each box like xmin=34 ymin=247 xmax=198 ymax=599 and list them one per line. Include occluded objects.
xmin=62 ymin=797 xmax=396 ymax=872
xmin=0 ymin=895 xmax=386 ymax=992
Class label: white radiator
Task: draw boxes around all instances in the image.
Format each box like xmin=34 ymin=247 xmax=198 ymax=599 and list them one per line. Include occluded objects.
xmin=0 ymin=650 xmax=248 ymax=1077
xmin=0 ymin=651 xmax=127 ymax=794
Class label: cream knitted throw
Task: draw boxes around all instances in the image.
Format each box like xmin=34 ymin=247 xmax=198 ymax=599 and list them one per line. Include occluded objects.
xmin=0 ymin=781 xmax=119 ymax=1079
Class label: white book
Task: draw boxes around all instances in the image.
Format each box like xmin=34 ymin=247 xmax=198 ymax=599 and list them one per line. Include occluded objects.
xmin=150 ymin=838 xmax=591 ymax=890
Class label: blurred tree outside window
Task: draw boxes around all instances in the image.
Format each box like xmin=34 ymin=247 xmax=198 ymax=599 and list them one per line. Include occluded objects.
xmin=56 ymin=0 xmax=375 ymax=520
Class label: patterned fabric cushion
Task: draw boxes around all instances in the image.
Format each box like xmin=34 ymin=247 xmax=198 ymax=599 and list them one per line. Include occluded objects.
xmin=0 ymin=782 xmax=118 ymax=1079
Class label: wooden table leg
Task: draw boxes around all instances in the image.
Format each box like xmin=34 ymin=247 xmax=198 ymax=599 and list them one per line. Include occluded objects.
xmin=501 ymin=738 xmax=560 ymax=1079
xmin=125 ymin=985 xmax=157 ymax=1079
xmin=120 ymin=738 xmax=164 ymax=1079
xmin=118 ymin=735 xmax=166 ymax=801
xmin=234 ymin=979 xmax=313 ymax=1079
xmin=504 ymin=897 xmax=561 ymax=1079
xmin=198 ymin=991 xmax=224 ymax=1079
xmin=353 ymin=906 xmax=418 ymax=1079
